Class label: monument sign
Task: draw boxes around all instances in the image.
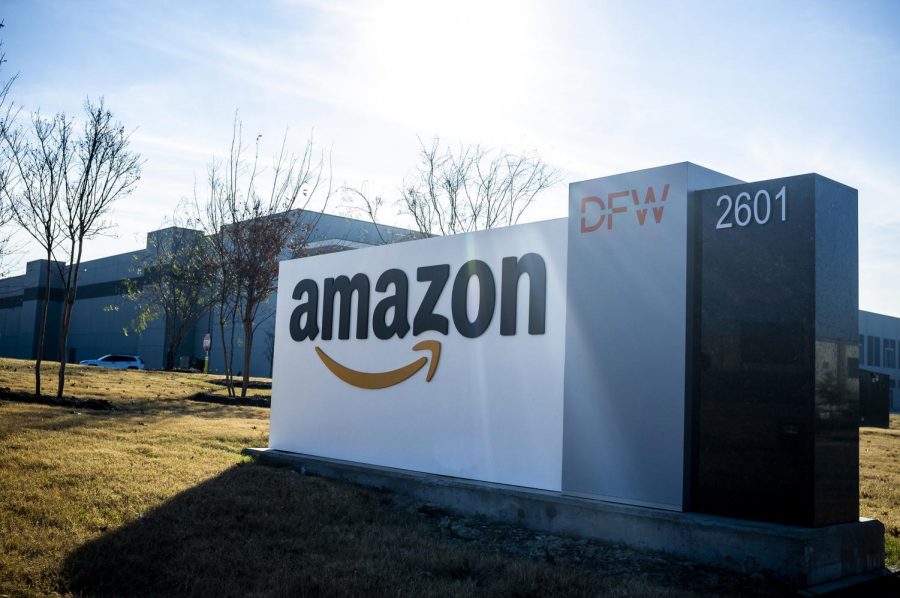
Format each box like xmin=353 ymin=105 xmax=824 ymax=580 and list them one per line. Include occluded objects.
xmin=259 ymin=163 xmax=880 ymax=588
xmin=270 ymin=163 xmax=862 ymax=525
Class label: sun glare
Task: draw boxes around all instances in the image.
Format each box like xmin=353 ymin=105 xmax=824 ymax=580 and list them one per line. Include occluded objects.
xmin=352 ymin=0 xmax=542 ymax=140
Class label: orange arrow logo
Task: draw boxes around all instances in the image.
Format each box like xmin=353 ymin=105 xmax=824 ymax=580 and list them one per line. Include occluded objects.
xmin=314 ymin=340 xmax=442 ymax=389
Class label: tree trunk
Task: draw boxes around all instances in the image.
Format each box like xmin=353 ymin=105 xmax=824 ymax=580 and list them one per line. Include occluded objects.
xmin=218 ymin=311 xmax=229 ymax=394
xmin=57 ymin=240 xmax=84 ymax=400
xmin=34 ymin=253 xmax=52 ymax=397
xmin=166 ymin=317 xmax=187 ymax=371
xmin=218 ymin=300 xmax=235 ymax=398
xmin=241 ymin=313 xmax=253 ymax=398
xmin=56 ymin=293 xmax=73 ymax=399
xmin=227 ymin=307 xmax=237 ymax=398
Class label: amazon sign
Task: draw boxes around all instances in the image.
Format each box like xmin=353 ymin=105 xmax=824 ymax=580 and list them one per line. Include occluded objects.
xmin=270 ymin=220 xmax=568 ymax=491
xmin=270 ymin=162 xmax=862 ymax=526
xmin=287 ymin=253 xmax=547 ymax=389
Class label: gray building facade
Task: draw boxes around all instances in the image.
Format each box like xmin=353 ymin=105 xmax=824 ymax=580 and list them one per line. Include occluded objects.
xmin=2 ymin=210 xmax=897 ymax=393
xmin=0 ymin=209 xmax=418 ymax=376
xmin=859 ymin=309 xmax=900 ymax=412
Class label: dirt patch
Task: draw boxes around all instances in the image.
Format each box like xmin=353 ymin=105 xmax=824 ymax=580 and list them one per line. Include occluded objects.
xmin=186 ymin=391 xmax=270 ymax=408
xmin=0 ymin=387 xmax=115 ymax=410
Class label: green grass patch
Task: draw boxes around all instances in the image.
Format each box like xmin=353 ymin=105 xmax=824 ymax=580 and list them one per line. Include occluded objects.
xmin=887 ymin=535 xmax=900 ymax=568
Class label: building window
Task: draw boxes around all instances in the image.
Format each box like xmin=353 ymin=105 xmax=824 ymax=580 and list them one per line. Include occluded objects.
xmin=859 ymin=334 xmax=865 ymax=364
xmin=868 ymin=336 xmax=881 ymax=367
xmin=885 ymin=339 xmax=897 ymax=369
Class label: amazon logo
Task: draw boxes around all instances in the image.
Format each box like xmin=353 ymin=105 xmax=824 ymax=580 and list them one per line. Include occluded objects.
xmin=288 ymin=253 xmax=547 ymax=389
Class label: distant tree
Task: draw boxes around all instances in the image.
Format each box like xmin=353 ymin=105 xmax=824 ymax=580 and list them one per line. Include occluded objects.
xmin=0 ymin=23 xmax=20 ymax=278
xmin=124 ymin=217 xmax=216 ymax=370
xmin=194 ymin=117 xmax=330 ymax=398
xmin=55 ymin=99 xmax=141 ymax=399
xmin=349 ymin=137 xmax=559 ymax=236
xmin=0 ymin=112 xmax=69 ymax=397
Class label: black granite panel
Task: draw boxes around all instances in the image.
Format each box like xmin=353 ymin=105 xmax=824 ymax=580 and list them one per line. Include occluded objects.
xmin=860 ymin=370 xmax=890 ymax=429
xmin=687 ymin=174 xmax=859 ymax=527
xmin=812 ymin=176 xmax=859 ymax=525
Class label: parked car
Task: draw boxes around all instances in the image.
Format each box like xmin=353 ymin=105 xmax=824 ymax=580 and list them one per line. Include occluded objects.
xmin=79 ymin=354 xmax=145 ymax=370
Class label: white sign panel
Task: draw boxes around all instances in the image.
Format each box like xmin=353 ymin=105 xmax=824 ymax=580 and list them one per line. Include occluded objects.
xmin=270 ymin=220 xmax=568 ymax=491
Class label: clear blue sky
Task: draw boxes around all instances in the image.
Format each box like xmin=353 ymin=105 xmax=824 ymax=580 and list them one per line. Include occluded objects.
xmin=2 ymin=0 xmax=898 ymax=315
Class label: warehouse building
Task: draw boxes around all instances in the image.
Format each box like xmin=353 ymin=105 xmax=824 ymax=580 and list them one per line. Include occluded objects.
xmin=859 ymin=309 xmax=900 ymax=411
xmin=1 ymin=209 xmax=898 ymax=396
xmin=0 ymin=209 xmax=418 ymax=377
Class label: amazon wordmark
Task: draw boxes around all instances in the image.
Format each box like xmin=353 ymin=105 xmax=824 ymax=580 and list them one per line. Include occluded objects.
xmin=288 ymin=254 xmax=548 ymax=342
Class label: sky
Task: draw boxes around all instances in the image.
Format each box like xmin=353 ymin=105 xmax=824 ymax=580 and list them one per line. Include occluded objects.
xmin=1 ymin=0 xmax=898 ymax=315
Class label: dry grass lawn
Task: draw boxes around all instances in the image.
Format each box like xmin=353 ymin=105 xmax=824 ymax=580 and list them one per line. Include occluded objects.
xmin=0 ymin=357 xmax=896 ymax=597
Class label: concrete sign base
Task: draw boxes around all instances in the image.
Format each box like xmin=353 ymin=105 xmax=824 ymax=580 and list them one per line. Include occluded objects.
xmin=243 ymin=448 xmax=885 ymax=590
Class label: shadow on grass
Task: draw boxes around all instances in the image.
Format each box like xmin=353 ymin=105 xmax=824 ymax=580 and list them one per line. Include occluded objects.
xmin=186 ymin=391 xmax=271 ymax=408
xmin=0 ymin=387 xmax=115 ymax=410
xmin=116 ymin=399 xmax=268 ymax=421
xmin=1 ymin=394 xmax=266 ymax=422
xmin=57 ymin=461 xmax=811 ymax=598
xmin=59 ymin=463 xmax=688 ymax=598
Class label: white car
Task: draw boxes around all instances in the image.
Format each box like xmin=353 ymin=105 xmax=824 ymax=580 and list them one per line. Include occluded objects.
xmin=79 ymin=354 xmax=146 ymax=370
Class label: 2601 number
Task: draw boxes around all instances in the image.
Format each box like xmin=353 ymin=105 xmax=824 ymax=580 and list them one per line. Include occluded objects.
xmin=716 ymin=186 xmax=787 ymax=229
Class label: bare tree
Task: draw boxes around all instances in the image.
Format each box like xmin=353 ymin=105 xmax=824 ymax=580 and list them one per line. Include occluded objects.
xmin=341 ymin=182 xmax=427 ymax=245
xmin=0 ymin=156 xmax=16 ymax=276
xmin=194 ymin=117 xmax=330 ymax=398
xmin=351 ymin=137 xmax=559 ymax=236
xmin=0 ymin=23 xmax=21 ymax=278
xmin=198 ymin=184 xmax=240 ymax=396
xmin=55 ymin=99 xmax=141 ymax=399
xmin=0 ymin=112 xmax=70 ymax=396
xmin=124 ymin=215 xmax=216 ymax=370
xmin=0 ymin=26 xmax=64 ymax=397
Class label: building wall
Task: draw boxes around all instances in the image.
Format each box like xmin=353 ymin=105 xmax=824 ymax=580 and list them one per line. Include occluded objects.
xmin=0 ymin=270 xmax=27 ymax=358
xmin=0 ymin=209 xmax=419 ymax=376
xmin=0 ymin=260 xmax=66 ymax=360
xmin=859 ymin=310 xmax=900 ymax=411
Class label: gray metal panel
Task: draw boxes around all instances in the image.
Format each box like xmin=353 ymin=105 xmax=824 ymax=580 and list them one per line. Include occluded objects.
xmin=562 ymin=163 xmax=741 ymax=510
